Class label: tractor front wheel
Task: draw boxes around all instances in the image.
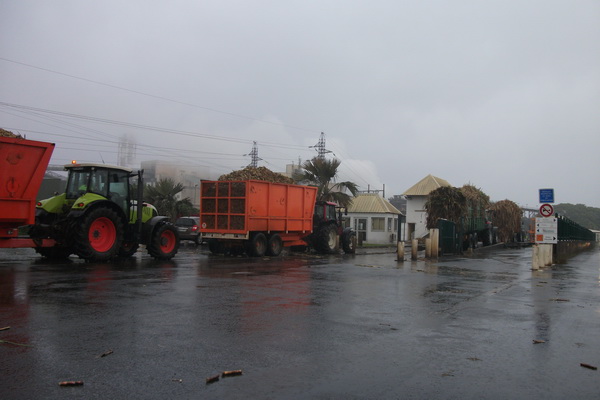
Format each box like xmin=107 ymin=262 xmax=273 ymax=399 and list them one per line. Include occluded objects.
xmin=75 ymin=208 xmax=124 ymax=262
xmin=147 ymin=223 xmax=179 ymax=260
xmin=342 ymin=232 xmax=356 ymax=254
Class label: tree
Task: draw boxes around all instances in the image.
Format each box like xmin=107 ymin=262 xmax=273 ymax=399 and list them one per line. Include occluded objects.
xmin=144 ymin=178 xmax=189 ymax=220
xmin=294 ymin=157 xmax=358 ymax=208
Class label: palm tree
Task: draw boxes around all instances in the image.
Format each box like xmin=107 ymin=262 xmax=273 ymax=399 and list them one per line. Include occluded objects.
xmin=294 ymin=157 xmax=358 ymax=208
xmin=144 ymin=178 xmax=188 ymax=220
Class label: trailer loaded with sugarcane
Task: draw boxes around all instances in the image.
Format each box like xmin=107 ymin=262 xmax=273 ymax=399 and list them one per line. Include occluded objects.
xmin=199 ymin=178 xmax=356 ymax=256
xmin=425 ymin=185 xmax=522 ymax=253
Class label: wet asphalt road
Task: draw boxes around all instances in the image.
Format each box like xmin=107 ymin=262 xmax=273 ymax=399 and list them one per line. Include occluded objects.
xmin=1 ymin=244 xmax=599 ymax=399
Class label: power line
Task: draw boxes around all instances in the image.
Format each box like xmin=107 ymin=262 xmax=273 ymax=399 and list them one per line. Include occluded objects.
xmin=0 ymin=57 xmax=318 ymax=133
xmin=0 ymin=101 xmax=312 ymax=152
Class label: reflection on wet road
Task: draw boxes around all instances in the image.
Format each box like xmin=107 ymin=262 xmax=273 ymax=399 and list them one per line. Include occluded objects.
xmin=1 ymin=245 xmax=599 ymax=399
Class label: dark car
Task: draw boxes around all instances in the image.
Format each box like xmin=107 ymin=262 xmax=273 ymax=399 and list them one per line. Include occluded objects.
xmin=175 ymin=216 xmax=202 ymax=244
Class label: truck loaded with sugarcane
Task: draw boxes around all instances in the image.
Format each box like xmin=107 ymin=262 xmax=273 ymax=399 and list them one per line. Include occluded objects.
xmin=425 ymin=184 xmax=522 ymax=252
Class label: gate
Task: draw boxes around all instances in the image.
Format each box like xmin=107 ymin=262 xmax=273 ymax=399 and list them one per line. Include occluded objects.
xmin=438 ymin=219 xmax=458 ymax=255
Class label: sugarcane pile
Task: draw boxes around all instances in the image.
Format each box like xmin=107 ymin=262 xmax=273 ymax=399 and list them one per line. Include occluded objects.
xmin=218 ymin=166 xmax=294 ymax=184
xmin=461 ymin=184 xmax=490 ymax=215
xmin=425 ymin=186 xmax=467 ymax=229
xmin=0 ymin=128 xmax=22 ymax=138
xmin=460 ymin=184 xmax=490 ymax=231
xmin=489 ymin=199 xmax=521 ymax=243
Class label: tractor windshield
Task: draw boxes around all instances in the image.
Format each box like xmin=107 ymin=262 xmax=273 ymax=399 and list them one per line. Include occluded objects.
xmin=66 ymin=169 xmax=92 ymax=199
xmin=66 ymin=168 xmax=130 ymax=213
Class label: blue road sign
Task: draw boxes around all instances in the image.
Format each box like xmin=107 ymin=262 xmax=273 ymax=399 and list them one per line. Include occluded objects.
xmin=539 ymin=188 xmax=554 ymax=203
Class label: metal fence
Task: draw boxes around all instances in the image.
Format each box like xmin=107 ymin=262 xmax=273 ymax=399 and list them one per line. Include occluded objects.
xmin=556 ymin=214 xmax=595 ymax=241
xmin=437 ymin=219 xmax=458 ymax=255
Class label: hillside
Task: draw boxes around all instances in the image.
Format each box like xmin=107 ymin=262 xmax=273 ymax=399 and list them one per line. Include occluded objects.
xmin=553 ymin=203 xmax=600 ymax=230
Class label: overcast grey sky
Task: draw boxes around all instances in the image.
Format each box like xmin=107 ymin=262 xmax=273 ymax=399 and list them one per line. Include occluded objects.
xmin=1 ymin=0 xmax=599 ymax=207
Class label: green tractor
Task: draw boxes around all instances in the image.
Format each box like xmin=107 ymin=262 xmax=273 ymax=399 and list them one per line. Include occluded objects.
xmin=31 ymin=163 xmax=179 ymax=262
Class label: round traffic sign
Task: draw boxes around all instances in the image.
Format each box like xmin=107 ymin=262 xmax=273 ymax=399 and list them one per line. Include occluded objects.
xmin=539 ymin=203 xmax=554 ymax=217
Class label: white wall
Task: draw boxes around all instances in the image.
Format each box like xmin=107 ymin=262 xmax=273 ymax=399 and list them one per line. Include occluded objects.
xmin=405 ymin=196 xmax=428 ymax=239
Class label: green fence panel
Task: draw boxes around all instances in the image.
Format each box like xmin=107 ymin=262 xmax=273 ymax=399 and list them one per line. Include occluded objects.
xmin=556 ymin=214 xmax=595 ymax=241
xmin=438 ymin=219 xmax=458 ymax=255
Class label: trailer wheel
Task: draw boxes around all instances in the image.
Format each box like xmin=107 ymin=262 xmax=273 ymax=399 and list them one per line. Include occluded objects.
xmin=34 ymin=246 xmax=72 ymax=260
xmin=247 ymin=232 xmax=267 ymax=257
xmin=118 ymin=241 xmax=139 ymax=258
xmin=74 ymin=207 xmax=123 ymax=261
xmin=482 ymin=228 xmax=492 ymax=246
xmin=315 ymin=224 xmax=338 ymax=254
xmin=147 ymin=223 xmax=179 ymax=260
xmin=267 ymin=234 xmax=283 ymax=257
xmin=342 ymin=232 xmax=356 ymax=254
xmin=208 ymin=239 xmax=223 ymax=254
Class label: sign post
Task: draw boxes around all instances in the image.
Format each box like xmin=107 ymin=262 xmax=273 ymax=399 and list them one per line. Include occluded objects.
xmin=533 ymin=188 xmax=556 ymax=270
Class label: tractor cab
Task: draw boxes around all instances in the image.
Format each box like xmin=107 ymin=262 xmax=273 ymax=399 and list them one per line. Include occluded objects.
xmin=64 ymin=163 xmax=132 ymax=214
xmin=313 ymin=201 xmax=338 ymax=227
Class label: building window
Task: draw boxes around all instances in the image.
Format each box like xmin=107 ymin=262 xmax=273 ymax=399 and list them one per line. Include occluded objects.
xmin=371 ymin=217 xmax=385 ymax=232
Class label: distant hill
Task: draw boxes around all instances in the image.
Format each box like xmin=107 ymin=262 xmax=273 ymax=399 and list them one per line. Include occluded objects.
xmin=553 ymin=203 xmax=600 ymax=230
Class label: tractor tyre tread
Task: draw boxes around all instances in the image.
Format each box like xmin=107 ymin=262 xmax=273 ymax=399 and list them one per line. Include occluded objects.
xmin=74 ymin=207 xmax=124 ymax=262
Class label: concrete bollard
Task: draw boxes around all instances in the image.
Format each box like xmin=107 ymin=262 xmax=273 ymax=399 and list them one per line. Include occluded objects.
xmin=397 ymin=241 xmax=405 ymax=261
xmin=532 ymin=244 xmax=539 ymax=270
xmin=431 ymin=228 xmax=439 ymax=258
xmin=411 ymin=239 xmax=418 ymax=260
xmin=545 ymin=244 xmax=553 ymax=266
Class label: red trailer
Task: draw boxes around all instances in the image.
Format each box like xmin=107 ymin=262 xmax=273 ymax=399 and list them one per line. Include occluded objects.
xmin=200 ymin=180 xmax=318 ymax=256
xmin=0 ymin=136 xmax=55 ymax=248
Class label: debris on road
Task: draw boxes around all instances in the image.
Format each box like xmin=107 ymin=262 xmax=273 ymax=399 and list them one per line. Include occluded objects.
xmin=580 ymin=363 xmax=597 ymax=371
xmin=59 ymin=381 xmax=84 ymax=387
xmin=533 ymin=340 xmax=546 ymax=344
xmin=171 ymin=379 xmax=183 ymax=383
xmin=99 ymin=349 xmax=114 ymax=358
xmin=550 ymin=298 xmax=570 ymax=302
xmin=0 ymin=339 xmax=32 ymax=347
xmin=222 ymin=370 xmax=243 ymax=377
xmin=205 ymin=374 xmax=220 ymax=384
xmin=0 ymin=326 xmax=10 ymax=331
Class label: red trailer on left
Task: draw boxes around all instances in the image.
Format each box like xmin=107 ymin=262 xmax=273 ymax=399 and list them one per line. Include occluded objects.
xmin=0 ymin=136 xmax=55 ymax=248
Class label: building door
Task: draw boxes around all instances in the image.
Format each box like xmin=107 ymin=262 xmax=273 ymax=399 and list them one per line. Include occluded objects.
xmin=407 ymin=223 xmax=415 ymax=240
xmin=355 ymin=218 xmax=367 ymax=244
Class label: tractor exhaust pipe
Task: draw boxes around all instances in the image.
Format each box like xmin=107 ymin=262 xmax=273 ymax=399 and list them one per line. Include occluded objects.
xmin=136 ymin=169 xmax=144 ymax=237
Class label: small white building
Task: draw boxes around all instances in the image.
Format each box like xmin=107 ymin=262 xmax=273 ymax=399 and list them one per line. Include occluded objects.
xmin=345 ymin=193 xmax=403 ymax=245
xmin=402 ymin=174 xmax=451 ymax=240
